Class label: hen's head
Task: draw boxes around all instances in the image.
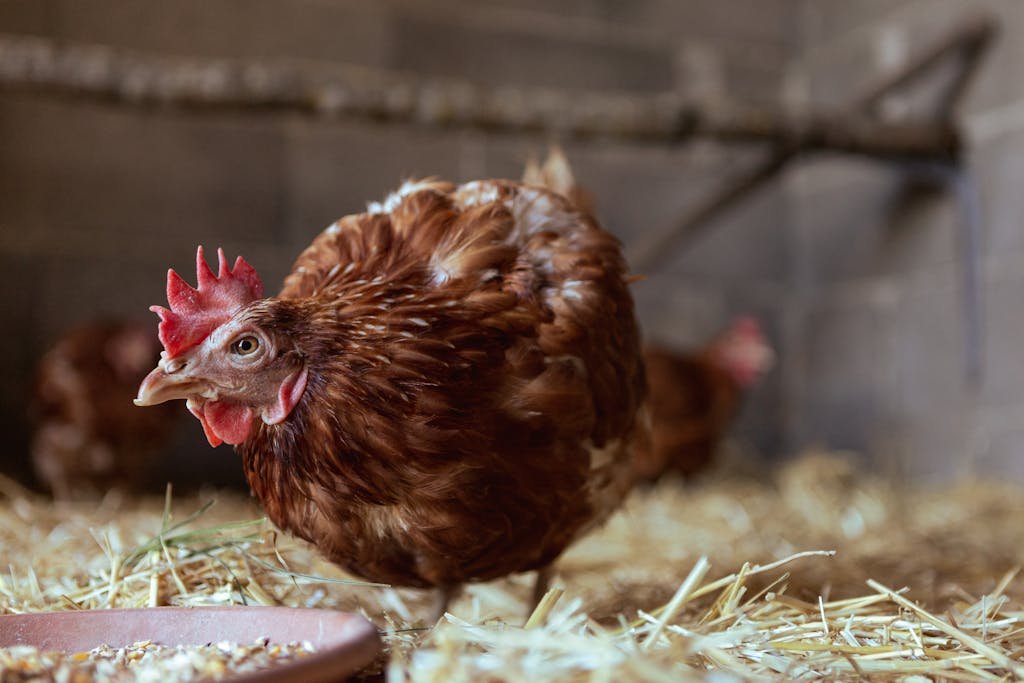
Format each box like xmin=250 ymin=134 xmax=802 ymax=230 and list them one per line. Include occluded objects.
xmin=134 ymin=246 xmax=308 ymax=447
xmin=709 ymin=316 xmax=775 ymax=388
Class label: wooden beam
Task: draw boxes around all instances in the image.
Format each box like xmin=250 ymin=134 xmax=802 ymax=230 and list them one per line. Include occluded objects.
xmin=0 ymin=32 xmax=969 ymax=162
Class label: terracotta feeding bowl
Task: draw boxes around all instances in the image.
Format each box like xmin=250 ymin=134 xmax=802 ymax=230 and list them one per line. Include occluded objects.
xmin=0 ymin=606 xmax=381 ymax=682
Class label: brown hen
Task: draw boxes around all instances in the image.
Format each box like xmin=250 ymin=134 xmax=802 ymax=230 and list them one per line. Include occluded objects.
xmin=31 ymin=320 xmax=178 ymax=498
xmin=634 ymin=318 xmax=773 ymax=481
xmin=134 ymin=179 xmax=647 ymax=613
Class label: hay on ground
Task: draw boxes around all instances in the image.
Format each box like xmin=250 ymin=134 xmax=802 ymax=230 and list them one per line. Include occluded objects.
xmin=2 ymin=451 xmax=1024 ymax=681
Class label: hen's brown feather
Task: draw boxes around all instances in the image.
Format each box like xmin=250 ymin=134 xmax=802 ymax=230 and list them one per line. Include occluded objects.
xmin=518 ymin=151 xmax=773 ymax=487
xmin=237 ymin=179 xmax=645 ymax=587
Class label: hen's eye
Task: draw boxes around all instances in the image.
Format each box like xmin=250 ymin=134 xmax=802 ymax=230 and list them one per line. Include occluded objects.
xmin=232 ymin=336 xmax=260 ymax=356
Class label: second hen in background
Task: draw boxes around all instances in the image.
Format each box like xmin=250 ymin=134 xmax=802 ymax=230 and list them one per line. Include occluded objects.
xmin=524 ymin=151 xmax=774 ymax=482
xmin=30 ymin=320 xmax=179 ymax=499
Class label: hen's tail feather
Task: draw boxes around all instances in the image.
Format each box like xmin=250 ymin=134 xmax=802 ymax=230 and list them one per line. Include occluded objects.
xmin=522 ymin=147 xmax=595 ymax=215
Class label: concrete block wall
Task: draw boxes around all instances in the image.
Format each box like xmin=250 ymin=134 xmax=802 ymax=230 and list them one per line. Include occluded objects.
xmin=785 ymin=0 xmax=1024 ymax=483
xmin=8 ymin=0 xmax=1022 ymax=487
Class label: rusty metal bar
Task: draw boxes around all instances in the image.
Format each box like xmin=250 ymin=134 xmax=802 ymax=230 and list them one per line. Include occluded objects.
xmin=853 ymin=13 xmax=997 ymax=116
xmin=0 ymin=32 xmax=969 ymax=161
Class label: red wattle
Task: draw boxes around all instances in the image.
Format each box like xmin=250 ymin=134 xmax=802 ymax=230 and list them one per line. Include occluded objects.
xmin=188 ymin=401 xmax=223 ymax=447
xmin=188 ymin=400 xmax=254 ymax=446
xmin=204 ymin=401 xmax=255 ymax=445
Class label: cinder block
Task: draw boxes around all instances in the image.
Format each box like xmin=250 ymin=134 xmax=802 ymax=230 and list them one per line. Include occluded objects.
xmin=455 ymin=0 xmax=796 ymax=45
xmin=671 ymin=0 xmax=797 ymax=45
xmin=785 ymin=160 xmax=960 ymax=288
xmin=0 ymin=0 xmax=53 ymax=34
xmin=661 ymin=172 xmax=791 ymax=286
xmin=52 ymin=0 xmax=393 ymax=67
xmin=892 ymin=410 xmax=973 ymax=484
xmin=0 ymin=253 xmax=36 ymax=394
xmin=33 ymin=254 xmax=171 ymax=346
xmin=797 ymin=296 xmax=900 ymax=453
xmin=588 ymin=0 xmax=796 ymax=45
xmin=981 ymin=267 xmax=1024 ymax=405
xmin=798 ymin=0 xmax=901 ymax=46
xmin=976 ymin=427 xmax=1024 ymax=481
xmin=797 ymin=1 xmax=971 ymax=107
xmin=964 ymin=1 xmax=1024 ymax=113
xmin=973 ymin=133 xmax=1024 ymax=258
xmin=391 ymin=15 xmax=673 ymax=92
xmin=892 ymin=267 xmax=969 ymax=418
xmin=0 ymin=95 xmax=287 ymax=252
xmin=973 ymin=402 xmax=1024 ymax=481
xmin=634 ymin=275 xmax=729 ymax=348
xmin=283 ymin=118 xmax=465 ymax=247
xmin=0 ymin=253 xmax=39 ymax=481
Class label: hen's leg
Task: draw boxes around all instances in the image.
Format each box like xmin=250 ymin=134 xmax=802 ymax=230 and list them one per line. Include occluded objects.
xmin=428 ymin=583 xmax=462 ymax=623
xmin=531 ymin=565 xmax=554 ymax=608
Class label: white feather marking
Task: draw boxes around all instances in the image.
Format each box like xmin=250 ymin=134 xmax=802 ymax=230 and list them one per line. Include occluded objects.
xmin=561 ymin=280 xmax=587 ymax=301
xmin=454 ymin=181 xmax=502 ymax=208
xmin=361 ymin=504 xmax=411 ymax=537
xmin=409 ymin=318 xmax=428 ymax=327
xmin=545 ymin=354 xmax=586 ymax=377
xmin=431 ymin=267 xmax=451 ymax=286
xmin=507 ymin=187 xmax=578 ymax=242
xmin=368 ymin=179 xmax=444 ymax=215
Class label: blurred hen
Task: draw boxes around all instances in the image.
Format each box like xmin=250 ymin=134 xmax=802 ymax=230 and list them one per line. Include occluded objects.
xmin=31 ymin=320 xmax=178 ymax=498
xmin=635 ymin=318 xmax=773 ymax=481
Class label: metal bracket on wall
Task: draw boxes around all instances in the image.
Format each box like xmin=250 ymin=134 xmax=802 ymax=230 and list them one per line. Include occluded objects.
xmin=627 ymin=13 xmax=995 ymax=272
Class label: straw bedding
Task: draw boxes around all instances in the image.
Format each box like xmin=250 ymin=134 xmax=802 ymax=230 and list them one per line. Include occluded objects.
xmin=2 ymin=451 xmax=1024 ymax=681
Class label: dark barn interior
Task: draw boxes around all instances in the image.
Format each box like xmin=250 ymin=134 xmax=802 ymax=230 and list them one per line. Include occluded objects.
xmin=4 ymin=1 xmax=1024 ymax=680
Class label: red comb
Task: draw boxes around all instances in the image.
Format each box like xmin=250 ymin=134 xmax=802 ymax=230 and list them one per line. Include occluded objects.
xmin=150 ymin=246 xmax=263 ymax=358
xmin=729 ymin=316 xmax=762 ymax=337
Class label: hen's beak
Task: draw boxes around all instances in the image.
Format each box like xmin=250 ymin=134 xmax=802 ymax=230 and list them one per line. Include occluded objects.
xmin=134 ymin=365 xmax=203 ymax=406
